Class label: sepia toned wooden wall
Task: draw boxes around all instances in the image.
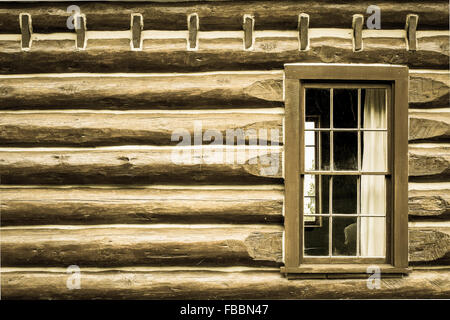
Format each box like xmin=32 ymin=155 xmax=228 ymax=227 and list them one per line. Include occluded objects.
xmin=0 ymin=0 xmax=449 ymax=299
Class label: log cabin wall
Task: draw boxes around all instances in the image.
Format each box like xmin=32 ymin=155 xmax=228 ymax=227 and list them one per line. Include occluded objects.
xmin=0 ymin=0 xmax=449 ymax=299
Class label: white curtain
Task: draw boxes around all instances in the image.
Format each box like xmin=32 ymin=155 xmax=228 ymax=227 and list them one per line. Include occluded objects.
xmin=360 ymin=89 xmax=386 ymax=257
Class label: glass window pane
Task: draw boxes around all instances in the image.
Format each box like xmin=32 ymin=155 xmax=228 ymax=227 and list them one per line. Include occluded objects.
xmin=319 ymin=132 xmax=330 ymax=171
xmin=304 ymin=216 xmax=329 ymax=256
xmin=305 ymin=146 xmax=316 ymax=171
xmin=361 ymin=88 xmax=387 ymax=129
xmin=332 ymin=175 xmax=357 ymax=214
xmin=333 ymin=132 xmax=358 ymax=171
xmin=304 ymin=197 xmax=316 ymax=215
xmin=332 ymin=217 xmax=357 ymax=256
xmin=333 ymin=89 xmax=358 ymax=128
xmin=305 ymin=88 xmax=330 ymax=128
xmin=304 ymin=174 xmax=316 ymax=197
xmin=360 ymin=217 xmax=386 ymax=257
xmin=360 ymin=175 xmax=386 ymax=216
xmin=304 ymin=131 xmax=330 ymax=171
xmin=320 ymin=175 xmax=330 ymax=214
xmin=361 ymin=131 xmax=387 ymax=172
xmin=305 ymin=130 xmax=315 ymax=146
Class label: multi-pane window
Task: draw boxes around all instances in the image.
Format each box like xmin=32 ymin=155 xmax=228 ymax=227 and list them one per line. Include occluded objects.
xmin=303 ymin=85 xmax=390 ymax=262
xmin=283 ymin=64 xmax=409 ymax=277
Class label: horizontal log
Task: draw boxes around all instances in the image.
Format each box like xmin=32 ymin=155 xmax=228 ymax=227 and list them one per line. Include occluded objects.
xmin=0 ymin=225 xmax=284 ymax=267
xmin=0 ymin=143 xmax=446 ymax=184
xmin=409 ymin=70 xmax=450 ymax=108
xmin=1 ymin=221 xmax=448 ymax=266
xmin=0 ymin=186 xmax=284 ymax=225
xmin=0 ymin=31 xmax=448 ymax=72
xmin=409 ymin=109 xmax=450 ymax=141
xmin=0 ymin=110 xmax=283 ymax=146
xmin=0 ymin=72 xmax=284 ymax=109
xmin=409 ymin=183 xmax=450 ymax=218
xmin=0 ymin=108 xmax=447 ymax=146
xmin=409 ymin=222 xmax=450 ymax=264
xmin=0 ymin=146 xmax=284 ymax=184
xmin=0 ymin=183 xmax=447 ymax=225
xmin=409 ymin=143 xmax=450 ymax=177
xmin=2 ymin=268 xmax=449 ymax=299
xmin=0 ymin=70 xmax=446 ymax=110
xmin=0 ymin=1 xmax=447 ymax=33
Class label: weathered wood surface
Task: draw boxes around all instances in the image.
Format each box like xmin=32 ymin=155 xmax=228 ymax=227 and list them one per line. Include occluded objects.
xmin=0 ymin=186 xmax=284 ymax=225
xmin=1 ymin=108 xmax=447 ymax=146
xmin=409 ymin=183 xmax=450 ymax=218
xmin=0 ymin=1 xmax=448 ymax=33
xmin=0 ymin=32 xmax=448 ymax=72
xmin=409 ymin=71 xmax=450 ymax=108
xmin=2 ymin=268 xmax=450 ymax=299
xmin=409 ymin=223 xmax=450 ymax=264
xmin=409 ymin=109 xmax=450 ymax=141
xmin=0 ymin=143 xmax=446 ymax=184
xmin=1 ymin=222 xmax=448 ymax=266
xmin=0 ymin=147 xmax=283 ymax=184
xmin=0 ymin=110 xmax=283 ymax=146
xmin=0 ymin=70 xmax=446 ymax=109
xmin=0 ymin=183 xmax=447 ymax=225
xmin=409 ymin=144 xmax=450 ymax=178
xmin=0 ymin=225 xmax=284 ymax=267
xmin=0 ymin=72 xmax=284 ymax=109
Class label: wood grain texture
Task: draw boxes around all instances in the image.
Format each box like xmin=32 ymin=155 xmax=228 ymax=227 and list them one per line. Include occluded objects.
xmin=409 ymin=109 xmax=450 ymax=141
xmin=0 ymin=225 xmax=284 ymax=267
xmin=409 ymin=183 xmax=450 ymax=218
xmin=409 ymin=144 xmax=450 ymax=178
xmin=1 ymin=108 xmax=446 ymax=146
xmin=0 ymin=70 xmax=447 ymax=109
xmin=406 ymin=14 xmax=418 ymax=51
xmin=352 ymin=14 xmax=363 ymax=51
xmin=2 ymin=269 xmax=450 ymax=299
xmin=298 ymin=13 xmax=309 ymax=51
xmin=0 ymin=1 xmax=447 ymax=33
xmin=409 ymin=71 xmax=450 ymax=108
xmin=19 ymin=13 xmax=31 ymax=50
xmin=0 ymin=110 xmax=283 ymax=146
xmin=0 ymin=72 xmax=284 ymax=109
xmin=1 ymin=223 xmax=449 ymax=267
xmin=409 ymin=225 xmax=450 ymax=264
xmin=0 ymin=186 xmax=284 ymax=225
xmin=0 ymin=144 xmax=447 ymax=183
xmin=0 ymin=32 xmax=447 ymax=72
xmin=0 ymin=147 xmax=283 ymax=184
xmin=1 ymin=184 xmax=447 ymax=225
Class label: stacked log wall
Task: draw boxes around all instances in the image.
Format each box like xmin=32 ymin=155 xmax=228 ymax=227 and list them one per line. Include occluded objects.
xmin=0 ymin=0 xmax=449 ymax=299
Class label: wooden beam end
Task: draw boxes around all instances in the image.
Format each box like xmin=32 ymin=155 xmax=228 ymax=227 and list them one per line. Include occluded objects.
xmin=187 ymin=13 xmax=199 ymax=51
xmin=19 ymin=13 xmax=32 ymax=50
xmin=131 ymin=13 xmax=143 ymax=51
xmin=352 ymin=14 xmax=364 ymax=52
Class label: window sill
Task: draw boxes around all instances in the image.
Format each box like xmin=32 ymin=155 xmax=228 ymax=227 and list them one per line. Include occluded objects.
xmin=281 ymin=264 xmax=411 ymax=279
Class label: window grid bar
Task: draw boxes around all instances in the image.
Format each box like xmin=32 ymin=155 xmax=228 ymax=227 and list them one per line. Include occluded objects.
xmin=329 ymin=175 xmax=333 ymax=256
xmin=305 ymin=214 xmax=387 ymax=217
xmin=357 ymin=177 xmax=361 ymax=257
xmin=357 ymin=89 xmax=361 ymax=172
xmin=303 ymin=255 xmax=386 ymax=259
xmin=330 ymin=88 xmax=334 ymax=171
xmin=304 ymin=171 xmax=389 ymax=175
xmin=304 ymin=128 xmax=387 ymax=132
xmin=357 ymin=89 xmax=361 ymax=258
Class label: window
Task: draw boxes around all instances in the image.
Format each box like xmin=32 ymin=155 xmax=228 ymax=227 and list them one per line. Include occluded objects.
xmin=282 ymin=64 xmax=409 ymax=277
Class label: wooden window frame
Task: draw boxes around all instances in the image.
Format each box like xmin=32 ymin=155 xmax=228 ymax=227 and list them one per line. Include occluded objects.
xmin=282 ymin=63 xmax=410 ymax=277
